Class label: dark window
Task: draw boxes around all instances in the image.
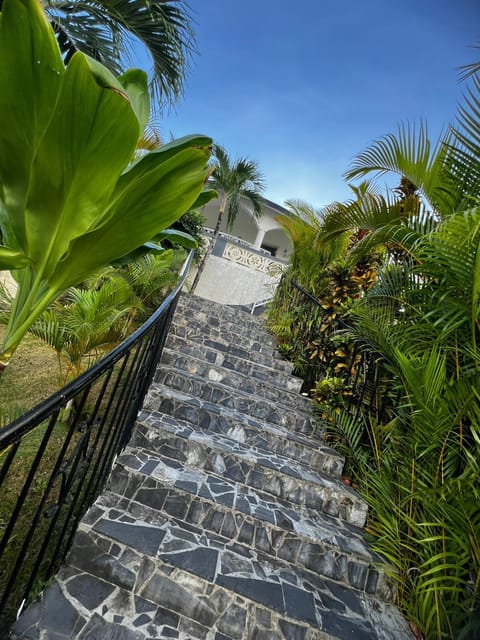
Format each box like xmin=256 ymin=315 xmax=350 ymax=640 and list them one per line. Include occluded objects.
xmin=260 ymin=244 xmax=277 ymax=256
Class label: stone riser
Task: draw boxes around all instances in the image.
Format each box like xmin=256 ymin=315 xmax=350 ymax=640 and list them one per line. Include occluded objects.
xmin=160 ymin=349 xmax=309 ymax=410
xmin=64 ymin=515 xmax=401 ymax=640
xmin=136 ymin=411 xmax=342 ymax=478
xmin=144 ymin=384 xmax=325 ymax=442
xmin=177 ymin=296 xmax=268 ymax=331
xmin=170 ymin=324 xmax=280 ymax=361
xmin=11 ymin=538 xmax=333 ymax=640
xmin=151 ymin=370 xmax=311 ymax=434
xmin=165 ymin=333 xmax=297 ymax=379
xmin=133 ymin=413 xmax=344 ymax=484
xmin=121 ymin=441 xmax=367 ymax=529
xmin=172 ymin=309 xmax=279 ymax=348
xmin=107 ymin=460 xmax=393 ymax=600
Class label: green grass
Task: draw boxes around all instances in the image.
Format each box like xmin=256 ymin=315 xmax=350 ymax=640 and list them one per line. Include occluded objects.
xmin=0 ymin=329 xmax=116 ymax=628
xmin=0 ymin=327 xmax=59 ymax=424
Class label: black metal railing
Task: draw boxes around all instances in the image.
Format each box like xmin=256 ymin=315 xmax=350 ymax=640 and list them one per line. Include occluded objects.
xmin=284 ymin=278 xmax=398 ymax=422
xmin=0 ymin=251 xmax=193 ymax=633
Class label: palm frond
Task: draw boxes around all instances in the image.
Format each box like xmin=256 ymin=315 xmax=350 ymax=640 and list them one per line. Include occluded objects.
xmin=45 ymin=0 xmax=194 ymax=108
xmin=210 ymin=144 xmax=265 ymax=231
xmin=458 ymin=44 xmax=480 ymax=82
xmin=443 ymin=74 xmax=480 ymax=210
xmin=344 ymin=122 xmax=449 ymax=214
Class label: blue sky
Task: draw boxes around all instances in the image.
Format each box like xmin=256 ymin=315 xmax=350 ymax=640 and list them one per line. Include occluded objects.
xmin=154 ymin=0 xmax=479 ymax=209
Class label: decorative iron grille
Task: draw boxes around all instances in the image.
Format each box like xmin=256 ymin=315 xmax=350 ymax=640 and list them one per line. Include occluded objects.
xmin=0 ymin=251 xmax=193 ymax=633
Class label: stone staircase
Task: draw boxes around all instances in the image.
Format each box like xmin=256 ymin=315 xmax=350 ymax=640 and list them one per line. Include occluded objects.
xmin=11 ymin=294 xmax=413 ymax=640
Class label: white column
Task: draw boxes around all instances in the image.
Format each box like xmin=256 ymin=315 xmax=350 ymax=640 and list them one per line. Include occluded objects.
xmin=253 ymin=228 xmax=266 ymax=249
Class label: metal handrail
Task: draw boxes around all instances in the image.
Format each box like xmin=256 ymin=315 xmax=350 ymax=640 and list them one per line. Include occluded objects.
xmin=0 ymin=252 xmax=193 ymax=449
xmin=0 ymin=251 xmax=193 ymax=633
xmin=286 ymin=277 xmax=396 ymax=420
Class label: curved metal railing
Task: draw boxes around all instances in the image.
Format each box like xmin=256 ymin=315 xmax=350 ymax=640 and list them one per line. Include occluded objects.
xmin=283 ymin=277 xmax=398 ymax=421
xmin=0 ymin=251 xmax=193 ymax=632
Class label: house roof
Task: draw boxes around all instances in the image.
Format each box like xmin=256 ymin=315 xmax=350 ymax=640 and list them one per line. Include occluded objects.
xmin=259 ymin=196 xmax=291 ymax=216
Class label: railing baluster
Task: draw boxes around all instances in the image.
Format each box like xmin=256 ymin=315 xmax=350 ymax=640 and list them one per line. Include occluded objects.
xmin=0 ymin=251 xmax=194 ymax=630
xmin=282 ymin=278 xmax=396 ymax=423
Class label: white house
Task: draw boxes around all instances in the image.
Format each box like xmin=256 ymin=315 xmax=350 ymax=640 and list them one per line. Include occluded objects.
xmin=189 ymin=194 xmax=292 ymax=308
xmin=0 ymin=197 xmax=293 ymax=310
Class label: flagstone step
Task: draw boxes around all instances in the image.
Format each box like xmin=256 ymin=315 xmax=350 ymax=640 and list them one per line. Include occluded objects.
xmin=161 ymin=348 xmax=309 ymax=408
xmin=177 ymin=294 xmax=268 ymax=330
xmin=108 ymin=449 xmax=392 ymax=599
xmin=172 ymin=306 xmax=279 ymax=349
xmin=10 ymin=293 xmax=414 ymax=640
xmin=165 ymin=333 xmax=301 ymax=386
xmin=21 ymin=509 xmax=410 ymax=640
xmin=152 ymin=368 xmax=312 ymax=433
xmin=10 ymin=529 xmax=341 ymax=640
xmin=135 ymin=411 xmax=341 ymax=478
xmin=120 ymin=439 xmax=366 ymax=529
xmin=11 ymin=569 xmax=338 ymax=640
xmin=144 ymin=385 xmax=324 ymax=447
xmin=170 ymin=322 xmax=283 ymax=363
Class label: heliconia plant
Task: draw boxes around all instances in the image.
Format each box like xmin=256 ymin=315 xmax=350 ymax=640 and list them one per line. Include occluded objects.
xmin=0 ymin=0 xmax=215 ymax=372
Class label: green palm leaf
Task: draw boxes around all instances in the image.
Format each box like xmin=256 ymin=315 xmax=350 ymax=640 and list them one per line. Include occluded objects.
xmin=344 ymin=123 xmax=452 ymax=215
xmin=45 ymin=0 xmax=194 ymax=108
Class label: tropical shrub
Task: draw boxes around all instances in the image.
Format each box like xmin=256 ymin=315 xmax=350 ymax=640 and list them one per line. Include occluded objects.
xmin=0 ymin=0 xmax=214 ymax=373
xmin=268 ymin=61 xmax=480 ymax=640
xmin=124 ymin=248 xmax=184 ymax=314
xmin=267 ymin=201 xmax=379 ymax=393
xmin=171 ymin=210 xmax=207 ymax=262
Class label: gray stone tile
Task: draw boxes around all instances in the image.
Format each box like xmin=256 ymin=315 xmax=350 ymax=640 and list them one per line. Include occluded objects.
xmin=11 ymin=294 xmax=413 ymax=640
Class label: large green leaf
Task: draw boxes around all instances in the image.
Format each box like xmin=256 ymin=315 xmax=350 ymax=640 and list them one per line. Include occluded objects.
xmin=118 ymin=68 xmax=150 ymax=134
xmin=26 ymin=52 xmax=140 ymax=278
xmin=0 ymin=0 xmax=64 ymax=248
xmin=50 ymin=144 xmax=212 ymax=290
xmin=0 ymin=0 xmax=214 ymax=364
xmin=0 ymin=247 xmax=30 ymax=270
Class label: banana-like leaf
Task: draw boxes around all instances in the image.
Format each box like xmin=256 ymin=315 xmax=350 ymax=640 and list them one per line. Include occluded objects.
xmin=26 ymin=52 xmax=140 ymax=277
xmin=190 ymin=188 xmax=218 ymax=210
xmin=0 ymin=0 xmax=214 ymax=364
xmin=109 ymin=228 xmax=198 ymax=266
xmin=49 ymin=144 xmax=212 ymax=291
xmin=118 ymin=69 xmax=150 ymax=135
xmin=0 ymin=0 xmax=64 ymax=248
xmin=0 ymin=247 xmax=30 ymax=270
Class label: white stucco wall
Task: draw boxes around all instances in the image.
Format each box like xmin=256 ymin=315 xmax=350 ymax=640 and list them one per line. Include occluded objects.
xmin=200 ymin=194 xmax=292 ymax=258
xmin=190 ymin=255 xmax=282 ymax=306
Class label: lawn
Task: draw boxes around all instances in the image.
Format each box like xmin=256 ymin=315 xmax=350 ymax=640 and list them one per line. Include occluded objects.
xmin=0 ymin=327 xmax=59 ymax=425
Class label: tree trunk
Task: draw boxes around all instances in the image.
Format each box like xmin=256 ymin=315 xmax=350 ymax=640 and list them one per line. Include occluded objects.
xmin=191 ymin=197 xmax=227 ymax=293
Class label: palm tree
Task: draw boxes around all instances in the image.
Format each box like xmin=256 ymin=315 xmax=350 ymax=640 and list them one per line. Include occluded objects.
xmin=42 ymin=0 xmax=194 ymax=108
xmin=191 ymin=144 xmax=265 ymax=292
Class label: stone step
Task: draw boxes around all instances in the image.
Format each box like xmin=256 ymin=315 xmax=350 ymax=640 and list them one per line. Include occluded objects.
xmin=12 ymin=503 xmax=411 ymax=640
xmin=152 ymin=368 xmax=312 ymax=434
xmin=172 ymin=305 xmax=279 ymax=349
xmin=121 ymin=435 xmax=366 ymax=529
xmin=137 ymin=410 xmax=336 ymax=477
xmin=170 ymin=322 xmax=282 ymax=362
xmin=165 ymin=333 xmax=300 ymax=386
xmin=161 ymin=348 xmax=309 ymax=409
xmin=166 ymin=330 xmax=294 ymax=377
xmin=109 ymin=445 xmax=391 ymax=599
xmin=134 ymin=411 xmax=344 ymax=485
xmin=144 ymin=384 xmax=324 ymax=448
xmin=178 ymin=294 xmax=267 ymax=330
